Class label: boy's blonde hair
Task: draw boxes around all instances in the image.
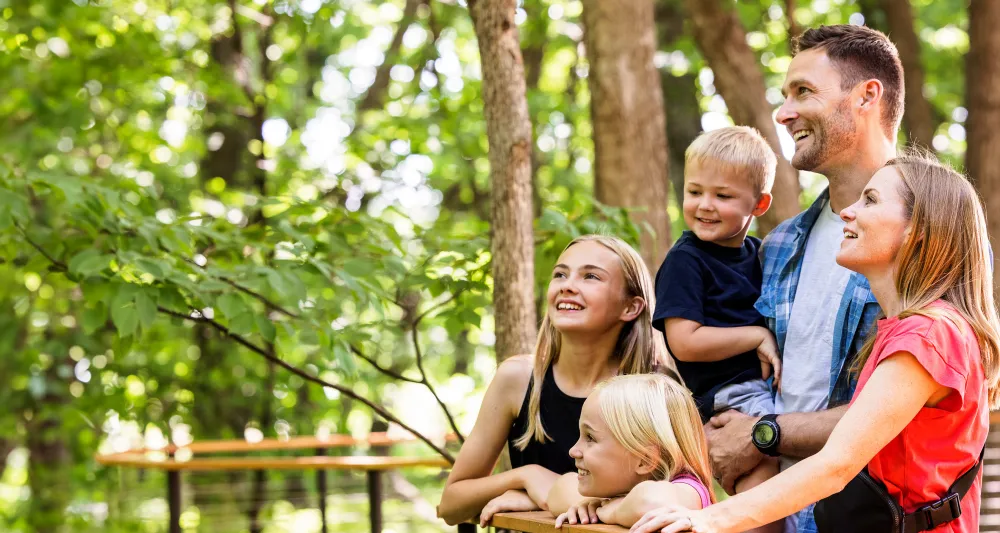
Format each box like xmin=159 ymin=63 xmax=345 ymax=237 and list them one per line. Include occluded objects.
xmin=595 ymin=374 xmax=716 ymax=503
xmin=514 ymin=235 xmax=665 ymax=449
xmin=685 ymin=126 xmax=777 ymax=197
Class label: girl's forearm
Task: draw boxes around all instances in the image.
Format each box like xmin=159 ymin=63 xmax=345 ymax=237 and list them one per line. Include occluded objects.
xmin=607 ymin=480 xmax=683 ymax=526
xmin=438 ymin=468 xmax=528 ymax=525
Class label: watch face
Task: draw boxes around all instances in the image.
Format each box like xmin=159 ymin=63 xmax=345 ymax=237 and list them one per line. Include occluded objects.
xmin=754 ymin=423 xmax=775 ymax=445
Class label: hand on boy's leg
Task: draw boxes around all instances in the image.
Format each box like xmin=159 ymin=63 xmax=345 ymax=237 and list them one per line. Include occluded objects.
xmin=756 ymin=331 xmax=781 ymax=392
xmin=705 ymin=411 xmax=764 ymax=494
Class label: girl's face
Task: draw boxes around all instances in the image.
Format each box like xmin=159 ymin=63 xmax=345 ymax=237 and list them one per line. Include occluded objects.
xmin=568 ymin=394 xmax=652 ymax=498
xmin=837 ymin=166 xmax=911 ymax=275
xmin=546 ymin=241 xmax=642 ymax=334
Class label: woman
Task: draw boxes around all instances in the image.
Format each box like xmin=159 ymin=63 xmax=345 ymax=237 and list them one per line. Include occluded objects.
xmin=437 ymin=235 xmax=667 ymax=526
xmin=632 ymin=155 xmax=999 ymax=533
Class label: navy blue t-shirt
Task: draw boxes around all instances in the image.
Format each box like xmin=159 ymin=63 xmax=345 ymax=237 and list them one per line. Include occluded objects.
xmin=653 ymin=231 xmax=765 ymax=416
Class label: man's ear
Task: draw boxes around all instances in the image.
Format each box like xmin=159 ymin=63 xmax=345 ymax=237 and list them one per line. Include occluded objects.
xmin=752 ymin=192 xmax=773 ymax=217
xmin=620 ymin=296 xmax=645 ymax=322
xmin=858 ymin=79 xmax=884 ymax=111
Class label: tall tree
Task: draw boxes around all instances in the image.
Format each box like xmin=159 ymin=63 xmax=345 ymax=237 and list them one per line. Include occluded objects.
xmin=469 ymin=0 xmax=538 ymax=360
xmin=966 ymin=0 xmax=1000 ymax=293
xmin=685 ymin=0 xmax=801 ymax=234
xmin=881 ymin=0 xmax=937 ymax=149
xmin=582 ymin=0 xmax=673 ymax=271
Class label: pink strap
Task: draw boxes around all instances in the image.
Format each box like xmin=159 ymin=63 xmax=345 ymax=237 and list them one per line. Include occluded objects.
xmin=670 ymin=473 xmax=712 ymax=509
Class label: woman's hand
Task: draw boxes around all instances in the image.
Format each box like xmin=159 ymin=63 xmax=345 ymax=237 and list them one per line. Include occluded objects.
xmin=479 ymin=490 xmax=539 ymax=527
xmin=555 ymin=498 xmax=611 ymax=528
xmin=630 ymin=505 xmax=717 ymax=533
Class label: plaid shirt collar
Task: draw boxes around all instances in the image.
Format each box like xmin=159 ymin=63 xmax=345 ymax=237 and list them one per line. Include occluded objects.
xmin=755 ymin=188 xmax=881 ymax=408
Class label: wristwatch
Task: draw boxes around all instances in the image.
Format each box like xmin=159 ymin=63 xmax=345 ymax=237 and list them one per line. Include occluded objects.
xmin=751 ymin=414 xmax=781 ymax=457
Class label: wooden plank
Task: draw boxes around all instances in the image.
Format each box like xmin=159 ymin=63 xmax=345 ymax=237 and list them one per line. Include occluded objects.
xmin=117 ymin=432 xmax=458 ymax=454
xmin=95 ymin=452 xmax=450 ymax=472
xmin=491 ymin=512 xmax=626 ymax=532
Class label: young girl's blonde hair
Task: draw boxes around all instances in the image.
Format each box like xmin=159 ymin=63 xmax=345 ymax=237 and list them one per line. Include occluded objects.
xmin=851 ymin=154 xmax=1000 ymax=408
xmin=596 ymin=374 xmax=715 ymax=502
xmin=514 ymin=234 xmax=665 ymax=450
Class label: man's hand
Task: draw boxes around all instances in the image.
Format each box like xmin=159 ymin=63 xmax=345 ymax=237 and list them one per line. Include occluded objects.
xmin=479 ymin=490 xmax=539 ymax=527
xmin=756 ymin=330 xmax=781 ymax=392
xmin=705 ymin=410 xmax=765 ymax=494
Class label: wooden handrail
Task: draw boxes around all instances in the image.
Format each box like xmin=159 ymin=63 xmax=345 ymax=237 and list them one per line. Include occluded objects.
xmin=111 ymin=432 xmax=458 ymax=455
xmin=492 ymin=512 xmax=626 ymax=532
xmin=95 ymin=452 xmax=450 ymax=472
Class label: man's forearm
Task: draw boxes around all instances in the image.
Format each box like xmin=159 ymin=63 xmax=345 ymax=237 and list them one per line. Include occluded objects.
xmin=777 ymin=405 xmax=847 ymax=459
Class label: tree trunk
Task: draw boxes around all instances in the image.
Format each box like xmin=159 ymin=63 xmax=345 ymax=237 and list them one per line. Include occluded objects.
xmin=582 ymin=0 xmax=672 ymax=270
xmin=469 ymin=0 xmax=538 ymax=361
xmin=881 ymin=0 xmax=936 ymax=149
xmin=655 ymin=0 xmax=702 ymax=214
xmin=685 ymin=0 xmax=801 ymax=234
xmin=966 ymin=0 xmax=1000 ymax=295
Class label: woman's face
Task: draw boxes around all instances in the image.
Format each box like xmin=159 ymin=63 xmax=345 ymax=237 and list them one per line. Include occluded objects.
xmin=546 ymin=241 xmax=641 ymax=334
xmin=837 ymin=166 xmax=911 ymax=275
xmin=568 ymin=394 xmax=650 ymax=498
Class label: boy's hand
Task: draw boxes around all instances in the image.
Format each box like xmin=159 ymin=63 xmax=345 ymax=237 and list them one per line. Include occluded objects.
xmin=756 ymin=330 xmax=781 ymax=392
xmin=479 ymin=490 xmax=538 ymax=527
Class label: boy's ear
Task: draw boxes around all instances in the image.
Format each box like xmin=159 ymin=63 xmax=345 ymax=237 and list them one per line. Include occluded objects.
xmin=752 ymin=192 xmax=773 ymax=217
xmin=619 ymin=296 xmax=645 ymax=322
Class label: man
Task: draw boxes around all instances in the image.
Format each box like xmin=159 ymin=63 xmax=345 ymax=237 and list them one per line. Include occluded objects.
xmin=706 ymin=25 xmax=902 ymax=533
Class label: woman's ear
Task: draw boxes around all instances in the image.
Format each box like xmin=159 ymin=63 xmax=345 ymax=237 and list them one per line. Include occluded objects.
xmin=619 ymin=296 xmax=645 ymax=322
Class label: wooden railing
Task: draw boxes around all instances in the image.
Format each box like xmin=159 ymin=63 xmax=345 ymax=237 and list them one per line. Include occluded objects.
xmin=96 ymin=432 xmax=457 ymax=533
xmin=492 ymin=512 xmax=625 ymax=532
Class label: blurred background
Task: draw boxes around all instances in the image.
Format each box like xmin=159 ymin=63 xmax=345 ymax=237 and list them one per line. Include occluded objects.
xmin=0 ymin=0 xmax=990 ymax=531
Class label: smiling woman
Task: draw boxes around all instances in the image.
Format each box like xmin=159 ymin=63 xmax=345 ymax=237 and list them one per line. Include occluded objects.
xmin=437 ymin=235 xmax=668 ymax=527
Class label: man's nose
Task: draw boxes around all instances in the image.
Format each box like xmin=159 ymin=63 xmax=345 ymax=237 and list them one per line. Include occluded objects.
xmin=776 ymin=98 xmax=796 ymax=126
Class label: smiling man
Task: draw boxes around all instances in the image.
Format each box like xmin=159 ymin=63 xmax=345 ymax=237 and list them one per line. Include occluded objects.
xmin=704 ymin=25 xmax=903 ymax=533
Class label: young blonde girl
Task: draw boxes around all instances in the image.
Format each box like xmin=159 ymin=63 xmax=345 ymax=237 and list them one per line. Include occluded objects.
xmin=437 ymin=235 xmax=669 ymax=526
xmin=551 ymin=374 xmax=715 ymax=528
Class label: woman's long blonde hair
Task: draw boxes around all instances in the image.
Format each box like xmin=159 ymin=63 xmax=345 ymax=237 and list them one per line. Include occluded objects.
xmin=852 ymin=154 xmax=1000 ymax=408
xmin=514 ymin=235 xmax=664 ymax=449
xmin=596 ymin=374 xmax=715 ymax=502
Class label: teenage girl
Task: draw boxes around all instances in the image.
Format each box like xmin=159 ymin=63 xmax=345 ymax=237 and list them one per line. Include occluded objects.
xmin=437 ymin=235 xmax=665 ymax=526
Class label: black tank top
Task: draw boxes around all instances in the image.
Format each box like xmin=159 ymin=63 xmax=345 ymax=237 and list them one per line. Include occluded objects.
xmin=507 ymin=366 xmax=587 ymax=474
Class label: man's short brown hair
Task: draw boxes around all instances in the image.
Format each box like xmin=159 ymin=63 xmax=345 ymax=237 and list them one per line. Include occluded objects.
xmin=794 ymin=24 xmax=904 ymax=137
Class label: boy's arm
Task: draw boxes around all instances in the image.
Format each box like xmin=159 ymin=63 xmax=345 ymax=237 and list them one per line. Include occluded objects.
xmin=665 ymin=318 xmax=769 ymax=363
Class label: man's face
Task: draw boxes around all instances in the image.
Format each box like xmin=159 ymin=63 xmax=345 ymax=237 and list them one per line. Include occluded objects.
xmin=776 ymin=49 xmax=859 ymax=174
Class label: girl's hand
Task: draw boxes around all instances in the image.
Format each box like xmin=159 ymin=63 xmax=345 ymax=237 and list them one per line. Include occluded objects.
xmin=479 ymin=490 xmax=539 ymax=527
xmin=756 ymin=329 xmax=781 ymax=392
xmin=630 ymin=505 xmax=716 ymax=533
xmin=555 ymin=498 xmax=608 ymax=528
xmin=595 ymin=496 xmax=625 ymax=524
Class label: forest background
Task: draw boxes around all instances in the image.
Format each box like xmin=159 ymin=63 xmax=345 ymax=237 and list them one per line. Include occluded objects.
xmin=2 ymin=0 xmax=996 ymax=531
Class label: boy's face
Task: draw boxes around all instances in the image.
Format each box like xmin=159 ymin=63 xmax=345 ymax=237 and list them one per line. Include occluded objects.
xmin=682 ymin=161 xmax=771 ymax=247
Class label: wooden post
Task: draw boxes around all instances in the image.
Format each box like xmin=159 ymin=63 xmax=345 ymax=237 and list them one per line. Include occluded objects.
xmin=167 ymin=470 xmax=181 ymax=533
xmin=316 ymin=448 xmax=328 ymax=533
xmin=367 ymin=470 xmax=383 ymax=533
xmin=457 ymin=523 xmax=477 ymax=532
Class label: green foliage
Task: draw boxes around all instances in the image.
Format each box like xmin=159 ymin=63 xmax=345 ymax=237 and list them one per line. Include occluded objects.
xmin=0 ymin=0 xmax=972 ymax=531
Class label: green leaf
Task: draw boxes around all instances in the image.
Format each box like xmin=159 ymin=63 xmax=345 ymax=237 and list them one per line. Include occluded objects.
xmin=81 ymin=303 xmax=107 ymax=334
xmin=255 ymin=315 xmax=276 ymax=342
xmin=332 ymin=338 xmax=357 ymax=377
xmin=135 ymin=257 xmax=165 ymax=278
xmin=342 ymin=258 xmax=370 ymax=277
xmin=229 ymin=312 xmax=255 ymax=336
xmin=111 ymin=300 xmax=138 ymax=337
xmin=159 ymin=287 xmax=187 ymax=312
xmin=0 ymin=188 xmax=30 ymax=223
xmin=134 ymin=289 xmax=158 ymax=330
xmin=69 ymin=250 xmax=115 ymax=277
xmin=216 ymin=292 xmax=250 ymax=319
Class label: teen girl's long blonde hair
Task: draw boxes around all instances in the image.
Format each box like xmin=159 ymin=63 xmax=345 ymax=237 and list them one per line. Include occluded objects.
xmin=596 ymin=374 xmax=715 ymax=502
xmin=852 ymin=154 xmax=1000 ymax=408
xmin=513 ymin=235 xmax=665 ymax=450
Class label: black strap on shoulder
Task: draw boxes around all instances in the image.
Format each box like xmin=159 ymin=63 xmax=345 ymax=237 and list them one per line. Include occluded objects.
xmin=903 ymin=445 xmax=985 ymax=532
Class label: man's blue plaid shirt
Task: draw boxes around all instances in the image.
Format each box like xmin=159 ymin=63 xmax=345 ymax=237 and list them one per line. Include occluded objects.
xmin=754 ymin=189 xmax=882 ymax=532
